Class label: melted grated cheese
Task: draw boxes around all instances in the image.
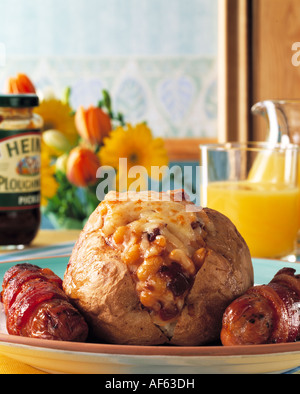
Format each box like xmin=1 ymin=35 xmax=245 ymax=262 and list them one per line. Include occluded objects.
xmin=98 ymin=190 xmax=213 ymax=331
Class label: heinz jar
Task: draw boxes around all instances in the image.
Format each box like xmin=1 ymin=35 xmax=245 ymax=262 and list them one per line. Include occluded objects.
xmin=0 ymin=94 xmax=43 ymax=249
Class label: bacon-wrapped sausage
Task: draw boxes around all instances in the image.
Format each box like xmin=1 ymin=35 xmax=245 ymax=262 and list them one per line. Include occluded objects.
xmin=221 ymin=268 xmax=300 ymax=345
xmin=1 ymin=263 xmax=88 ymax=342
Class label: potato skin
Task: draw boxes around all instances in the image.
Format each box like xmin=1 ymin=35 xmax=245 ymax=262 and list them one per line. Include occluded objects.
xmin=63 ymin=218 xmax=167 ymax=345
xmin=170 ymin=208 xmax=253 ymax=345
xmin=63 ymin=204 xmax=253 ymax=346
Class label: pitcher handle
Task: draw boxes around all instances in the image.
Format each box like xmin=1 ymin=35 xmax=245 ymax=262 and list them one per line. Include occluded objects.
xmin=251 ymin=100 xmax=290 ymax=143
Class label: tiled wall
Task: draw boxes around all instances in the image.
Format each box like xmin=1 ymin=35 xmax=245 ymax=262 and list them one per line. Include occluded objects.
xmin=0 ymin=0 xmax=218 ymax=139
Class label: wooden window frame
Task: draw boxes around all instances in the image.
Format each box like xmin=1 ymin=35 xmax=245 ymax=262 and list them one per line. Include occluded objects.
xmin=163 ymin=138 xmax=217 ymax=162
xmin=217 ymin=0 xmax=252 ymax=143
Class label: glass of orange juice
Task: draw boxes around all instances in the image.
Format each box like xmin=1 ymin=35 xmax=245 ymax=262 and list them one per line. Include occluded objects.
xmin=200 ymin=142 xmax=300 ymax=261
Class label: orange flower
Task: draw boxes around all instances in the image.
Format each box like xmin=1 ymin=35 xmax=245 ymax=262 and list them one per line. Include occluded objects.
xmin=66 ymin=146 xmax=100 ymax=187
xmin=4 ymin=73 xmax=36 ymax=94
xmin=75 ymin=105 xmax=112 ymax=146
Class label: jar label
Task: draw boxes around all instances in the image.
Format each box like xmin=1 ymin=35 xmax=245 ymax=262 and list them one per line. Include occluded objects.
xmin=0 ymin=129 xmax=41 ymax=211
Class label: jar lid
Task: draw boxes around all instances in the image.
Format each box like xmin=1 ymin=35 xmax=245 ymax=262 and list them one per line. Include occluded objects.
xmin=0 ymin=94 xmax=39 ymax=108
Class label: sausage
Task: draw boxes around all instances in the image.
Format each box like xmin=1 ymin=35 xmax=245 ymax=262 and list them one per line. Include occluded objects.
xmin=221 ymin=268 xmax=300 ymax=345
xmin=1 ymin=263 xmax=88 ymax=342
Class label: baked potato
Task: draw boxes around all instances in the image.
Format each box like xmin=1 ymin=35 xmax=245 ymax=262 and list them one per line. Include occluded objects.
xmin=63 ymin=190 xmax=253 ymax=346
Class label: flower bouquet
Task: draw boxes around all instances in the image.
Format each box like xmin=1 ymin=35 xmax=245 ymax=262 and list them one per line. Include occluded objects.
xmin=4 ymin=73 xmax=169 ymax=229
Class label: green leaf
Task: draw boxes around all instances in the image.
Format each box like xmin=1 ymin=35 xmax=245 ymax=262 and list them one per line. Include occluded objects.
xmin=102 ymin=90 xmax=112 ymax=113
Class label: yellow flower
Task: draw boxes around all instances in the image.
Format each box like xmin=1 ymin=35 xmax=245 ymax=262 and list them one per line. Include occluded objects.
xmin=41 ymin=146 xmax=59 ymax=206
xmin=34 ymin=98 xmax=78 ymax=145
xmin=99 ymin=123 xmax=168 ymax=190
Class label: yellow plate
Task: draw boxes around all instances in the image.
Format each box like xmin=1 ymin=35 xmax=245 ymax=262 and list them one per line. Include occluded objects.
xmin=0 ymin=256 xmax=299 ymax=374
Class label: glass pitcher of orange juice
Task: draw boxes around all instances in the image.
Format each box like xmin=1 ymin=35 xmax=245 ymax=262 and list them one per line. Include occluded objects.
xmin=252 ymin=100 xmax=300 ymax=255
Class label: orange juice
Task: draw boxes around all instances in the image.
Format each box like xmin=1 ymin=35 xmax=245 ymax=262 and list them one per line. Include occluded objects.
xmin=248 ymin=150 xmax=300 ymax=231
xmin=206 ymin=181 xmax=299 ymax=258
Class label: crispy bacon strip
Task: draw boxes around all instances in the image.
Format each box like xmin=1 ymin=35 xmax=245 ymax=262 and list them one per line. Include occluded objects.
xmin=221 ymin=268 xmax=300 ymax=345
xmin=1 ymin=263 xmax=88 ymax=342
